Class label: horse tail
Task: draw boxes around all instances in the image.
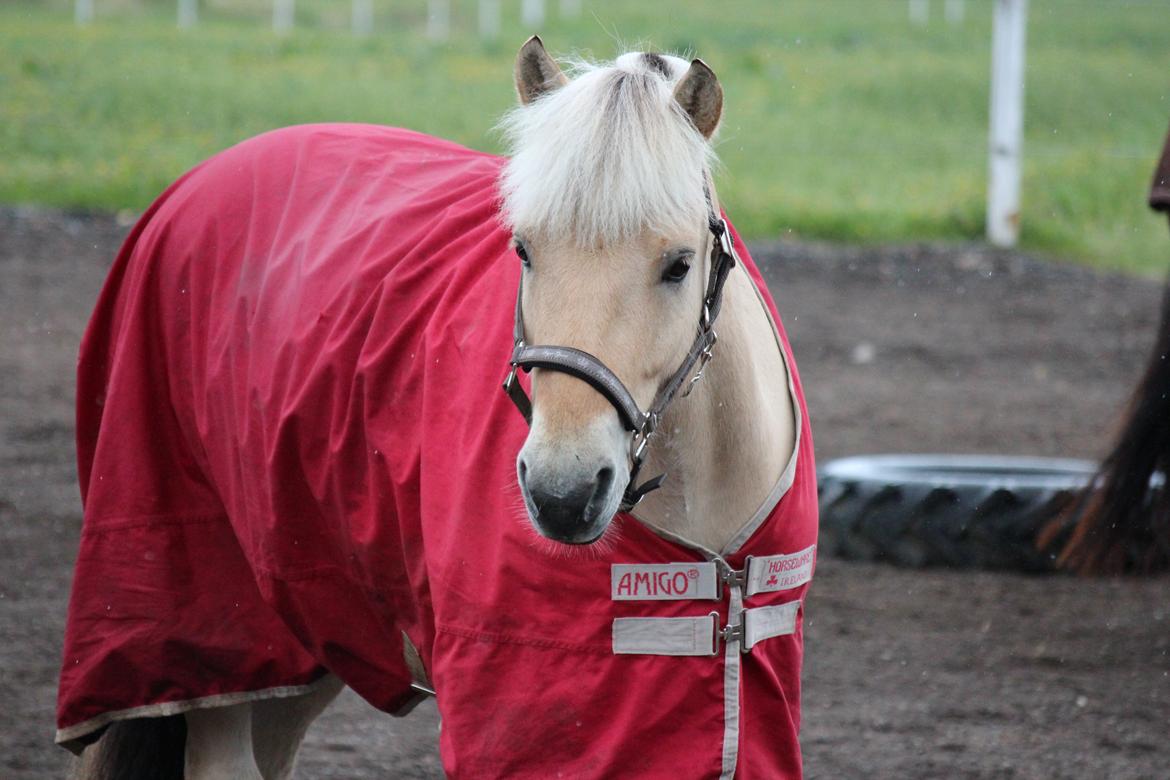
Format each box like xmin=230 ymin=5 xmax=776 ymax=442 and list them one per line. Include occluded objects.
xmin=1041 ymin=275 xmax=1170 ymax=574
xmin=72 ymin=716 xmax=186 ymax=780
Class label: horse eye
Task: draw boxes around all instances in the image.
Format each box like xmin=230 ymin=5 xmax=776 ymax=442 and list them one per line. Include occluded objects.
xmin=515 ymin=243 xmax=531 ymax=267
xmin=662 ymin=258 xmax=691 ymax=283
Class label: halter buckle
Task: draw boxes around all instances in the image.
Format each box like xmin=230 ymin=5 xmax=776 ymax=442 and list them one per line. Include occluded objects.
xmin=716 ymin=217 xmax=735 ymax=258
xmin=629 ymin=412 xmax=657 ymax=464
xmin=631 ymin=432 xmax=650 ymax=463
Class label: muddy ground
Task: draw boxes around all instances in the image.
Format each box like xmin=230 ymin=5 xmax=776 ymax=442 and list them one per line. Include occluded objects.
xmin=2 ymin=205 xmax=1168 ymax=779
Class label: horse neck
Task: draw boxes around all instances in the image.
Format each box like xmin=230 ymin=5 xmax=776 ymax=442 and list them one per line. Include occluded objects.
xmin=634 ymin=263 xmax=796 ymax=553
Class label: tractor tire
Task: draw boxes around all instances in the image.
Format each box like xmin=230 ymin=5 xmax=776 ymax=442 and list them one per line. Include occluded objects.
xmin=816 ymin=455 xmax=1097 ymax=572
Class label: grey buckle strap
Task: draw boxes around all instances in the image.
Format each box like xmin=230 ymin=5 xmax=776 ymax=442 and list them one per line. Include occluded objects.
xmin=502 ymin=185 xmax=738 ymax=511
xmin=612 ymin=614 xmax=718 ymax=656
xmin=611 ymin=601 xmax=801 ymax=656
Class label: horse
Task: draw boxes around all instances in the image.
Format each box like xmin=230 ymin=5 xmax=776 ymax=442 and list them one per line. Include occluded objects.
xmin=60 ymin=37 xmax=818 ymax=779
xmin=1041 ymin=132 xmax=1170 ymax=575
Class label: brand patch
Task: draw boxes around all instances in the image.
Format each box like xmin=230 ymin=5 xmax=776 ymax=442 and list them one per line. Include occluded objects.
xmin=746 ymin=545 xmax=816 ymax=596
xmin=611 ymin=562 xmax=718 ymax=601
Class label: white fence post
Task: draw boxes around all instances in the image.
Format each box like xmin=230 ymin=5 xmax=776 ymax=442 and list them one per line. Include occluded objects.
xmin=908 ymin=0 xmax=929 ymax=26
xmin=273 ymin=0 xmax=294 ymax=34
xmin=945 ymin=0 xmax=965 ymax=25
xmin=560 ymin=0 xmax=581 ymax=18
xmin=352 ymin=0 xmax=373 ymax=36
xmin=75 ymin=0 xmax=94 ymax=25
xmin=986 ymin=0 xmax=1028 ymax=247
xmin=427 ymin=0 xmax=450 ymax=41
xmin=521 ymin=0 xmax=544 ymax=29
xmin=479 ymin=0 xmax=500 ymax=39
xmin=178 ymin=0 xmax=197 ymax=29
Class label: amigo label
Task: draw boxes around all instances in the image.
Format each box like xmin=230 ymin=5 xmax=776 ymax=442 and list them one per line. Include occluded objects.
xmin=746 ymin=545 xmax=816 ymax=596
xmin=611 ymin=562 xmax=718 ymax=601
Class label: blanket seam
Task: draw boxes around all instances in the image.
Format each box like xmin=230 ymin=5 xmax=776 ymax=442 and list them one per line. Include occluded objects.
xmin=80 ymin=512 xmax=228 ymax=537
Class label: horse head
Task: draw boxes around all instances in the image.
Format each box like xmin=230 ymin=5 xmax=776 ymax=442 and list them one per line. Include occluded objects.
xmin=499 ymin=37 xmax=725 ymax=545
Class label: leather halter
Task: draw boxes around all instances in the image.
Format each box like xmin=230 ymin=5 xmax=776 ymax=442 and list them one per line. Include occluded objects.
xmin=503 ymin=198 xmax=739 ymax=511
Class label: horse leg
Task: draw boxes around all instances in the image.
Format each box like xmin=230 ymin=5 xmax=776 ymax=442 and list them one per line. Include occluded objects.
xmin=184 ymin=703 xmax=264 ymax=780
xmin=250 ymin=674 xmax=345 ymax=780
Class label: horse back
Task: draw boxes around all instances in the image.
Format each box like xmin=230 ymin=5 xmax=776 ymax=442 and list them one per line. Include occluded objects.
xmin=60 ymin=124 xmax=513 ymax=749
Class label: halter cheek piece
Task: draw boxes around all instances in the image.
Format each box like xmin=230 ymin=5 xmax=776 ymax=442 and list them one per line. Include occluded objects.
xmin=502 ymin=196 xmax=738 ymax=512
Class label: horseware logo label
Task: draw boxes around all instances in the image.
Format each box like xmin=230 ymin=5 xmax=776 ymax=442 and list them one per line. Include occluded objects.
xmin=746 ymin=545 xmax=816 ymax=596
xmin=611 ymin=562 xmax=719 ymax=601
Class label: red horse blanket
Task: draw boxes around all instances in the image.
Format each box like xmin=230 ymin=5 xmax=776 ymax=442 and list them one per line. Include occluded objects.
xmin=58 ymin=124 xmax=818 ymax=778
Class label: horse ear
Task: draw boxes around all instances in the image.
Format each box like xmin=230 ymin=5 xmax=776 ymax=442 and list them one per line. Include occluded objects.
xmin=514 ymin=36 xmax=568 ymax=105
xmin=673 ymin=59 xmax=723 ymax=139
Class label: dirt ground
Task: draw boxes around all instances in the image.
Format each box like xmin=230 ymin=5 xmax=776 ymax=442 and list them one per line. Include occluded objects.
xmin=2 ymin=205 xmax=1168 ymax=779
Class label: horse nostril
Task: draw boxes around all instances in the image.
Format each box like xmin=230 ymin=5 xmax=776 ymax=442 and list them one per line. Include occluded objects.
xmin=518 ymin=458 xmax=529 ymax=487
xmin=587 ymin=466 xmax=616 ymax=517
xmin=595 ymin=467 xmax=614 ymax=497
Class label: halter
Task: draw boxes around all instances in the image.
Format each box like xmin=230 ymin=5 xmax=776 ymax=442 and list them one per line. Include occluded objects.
xmin=503 ymin=191 xmax=738 ymax=511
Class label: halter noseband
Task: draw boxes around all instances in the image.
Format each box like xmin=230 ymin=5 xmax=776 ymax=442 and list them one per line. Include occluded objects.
xmin=502 ymin=196 xmax=738 ymax=512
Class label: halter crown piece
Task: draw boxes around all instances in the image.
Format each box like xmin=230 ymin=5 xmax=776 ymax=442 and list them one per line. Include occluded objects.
xmin=503 ymin=186 xmax=738 ymax=511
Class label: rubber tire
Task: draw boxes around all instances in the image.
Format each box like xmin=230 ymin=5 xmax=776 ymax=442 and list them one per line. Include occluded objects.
xmin=817 ymin=455 xmax=1097 ymax=572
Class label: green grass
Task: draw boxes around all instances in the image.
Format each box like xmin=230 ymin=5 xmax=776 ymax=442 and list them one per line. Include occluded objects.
xmin=2 ymin=0 xmax=1169 ymax=273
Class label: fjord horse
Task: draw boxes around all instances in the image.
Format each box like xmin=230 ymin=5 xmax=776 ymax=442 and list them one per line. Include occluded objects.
xmin=64 ymin=38 xmax=815 ymax=779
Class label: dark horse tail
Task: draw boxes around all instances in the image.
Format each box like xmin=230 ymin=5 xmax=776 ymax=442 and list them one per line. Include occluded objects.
xmin=1041 ymin=274 xmax=1170 ymax=574
xmin=71 ymin=717 xmax=186 ymax=780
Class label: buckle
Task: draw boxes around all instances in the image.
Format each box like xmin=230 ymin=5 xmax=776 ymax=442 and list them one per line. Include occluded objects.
xmin=630 ymin=412 xmax=658 ymax=464
xmin=502 ymin=366 xmax=518 ymax=392
xmin=716 ymin=217 xmax=735 ymax=259
xmin=715 ymin=557 xmax=746 ymax=597
xmin=709 ymin=610 xmax=748 ymax=655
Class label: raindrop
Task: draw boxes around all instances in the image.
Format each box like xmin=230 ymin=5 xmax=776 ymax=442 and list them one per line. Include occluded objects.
xmin=851 ymin=342 xmax=876 ymax=365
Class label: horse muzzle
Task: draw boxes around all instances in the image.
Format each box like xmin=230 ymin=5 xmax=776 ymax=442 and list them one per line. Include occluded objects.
xmin=517 ymin=444 xmax=625 ymax=545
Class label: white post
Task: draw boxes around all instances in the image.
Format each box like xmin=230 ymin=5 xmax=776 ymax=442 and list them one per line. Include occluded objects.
xmin=478 ymin=0 xmax=500 ymax=40
xmin=273 ymin=0 xmax=294 ymax=34
xmin=427 ymin=0 xmax=450 ymax=41
xmin=945 ymin=0 xmax=965 ymax=25
xmin=352 ymin=0 xmax=373 ymax=36
xmin=521 ymin=0 xmax=544 ymax=29
xmin=75 ymin=0 xmax=94 ymax=25
xmin=908 ymin=0 xmax=929 ymax=26
xmin=560 ymin=0 xmax=581 ymax=18
xmin=178 ymin=0 xmax=197 ymax=29
xmin=986 ymin=0 xmax=1028 ymax=247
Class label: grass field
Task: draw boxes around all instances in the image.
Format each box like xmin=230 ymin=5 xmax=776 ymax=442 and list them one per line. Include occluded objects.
xmin=2 ymin=0 xmax=1169 ymax=273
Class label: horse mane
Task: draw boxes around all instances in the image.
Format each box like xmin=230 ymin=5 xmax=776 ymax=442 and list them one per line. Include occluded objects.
xmin=497 ymin=51 xmax=717 ymax=248
xmin=1041 ymin=274 xmax=1170 ymax=574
